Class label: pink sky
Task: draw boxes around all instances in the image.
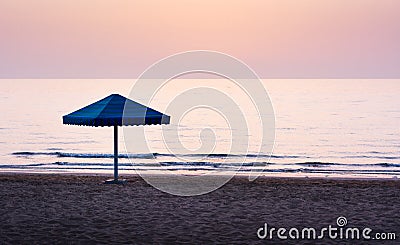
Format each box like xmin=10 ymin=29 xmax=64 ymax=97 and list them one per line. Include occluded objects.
xmin=0 ymin=0 xmax=399 ymax=78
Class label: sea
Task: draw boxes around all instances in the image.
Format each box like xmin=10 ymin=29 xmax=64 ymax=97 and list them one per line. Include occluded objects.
xmin=0 ymin=79 xmax=399 ymax=179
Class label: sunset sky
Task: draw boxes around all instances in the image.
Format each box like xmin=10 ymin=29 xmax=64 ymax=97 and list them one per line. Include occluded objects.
xmin=0 ymin=0 xmax=399 ymax=78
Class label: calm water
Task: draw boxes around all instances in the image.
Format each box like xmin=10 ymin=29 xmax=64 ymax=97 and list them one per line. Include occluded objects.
xmin=0 ymin=79 xmax=399 ymax=178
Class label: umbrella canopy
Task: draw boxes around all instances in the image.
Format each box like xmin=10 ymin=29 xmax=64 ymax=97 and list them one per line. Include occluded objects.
xmin=63 ymin=94 xmax=170 ymax=184
xmin=63 ymin=94 xmax=170 ymax=127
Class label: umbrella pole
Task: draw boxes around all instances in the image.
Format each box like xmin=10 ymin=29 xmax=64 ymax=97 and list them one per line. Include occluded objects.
xmin=105 ymin=125 xmax=125 ymax=184
xmin=114 ymin=125 xmax=118 ymax=181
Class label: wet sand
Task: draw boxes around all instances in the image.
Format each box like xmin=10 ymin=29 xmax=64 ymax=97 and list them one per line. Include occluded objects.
xmin=0 ymin=174 xmax=399 ymax=244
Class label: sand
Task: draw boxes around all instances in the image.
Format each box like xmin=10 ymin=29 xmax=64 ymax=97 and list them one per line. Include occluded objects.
xmin=0 ymin=174 xmax=399 ymax=244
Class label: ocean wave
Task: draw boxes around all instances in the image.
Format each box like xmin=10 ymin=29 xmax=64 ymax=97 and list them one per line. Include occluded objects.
xmin=296 ymin=162 xmax=338 ymax=167
xmin=0 ymin=163 xmax=49 ymax=168
xmin=12 ymin=151 xmax=306 ymax=159
xmin=51 ymin=161 xmax=271 ymax=168
xmin=159 ymin=162 xmax=223 ymax=168
xmin=376 ymin=163 xmax=400 ymax=167
xmin=172 ymin=153 xmax=305 ymax=159
xmin=1 ymin=162 xmax=400 ymax=176
xmin=346 ymin=155 xmax=400 ymax=160
xmin=297 ymin=169 xmax=400 ymax=174
xmin=296 ymin=162 xmax=400 ymax=168
xmin=12 ymin=151 xmax=155 ymax=159
xmin=11 ymin=152 xmax=400 ymax=168
xmin=52 ymin=161 xmax=400 ymax=169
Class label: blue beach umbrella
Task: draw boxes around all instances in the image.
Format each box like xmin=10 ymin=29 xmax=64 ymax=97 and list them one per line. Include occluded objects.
xmin=63 ymin=94 xmax=170 ymax=184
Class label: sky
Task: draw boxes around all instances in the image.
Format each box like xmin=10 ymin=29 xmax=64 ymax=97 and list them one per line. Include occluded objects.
xmin=0 ymin=0 xmax=399 ymax=78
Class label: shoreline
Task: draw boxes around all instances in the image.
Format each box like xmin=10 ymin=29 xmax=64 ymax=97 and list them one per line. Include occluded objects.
xmin=0 ymin=170 xmax=399 ymax=182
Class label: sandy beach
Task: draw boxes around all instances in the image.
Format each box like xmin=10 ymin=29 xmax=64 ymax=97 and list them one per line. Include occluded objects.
xmin=0 ymin=174 xmax=398 ymax=244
